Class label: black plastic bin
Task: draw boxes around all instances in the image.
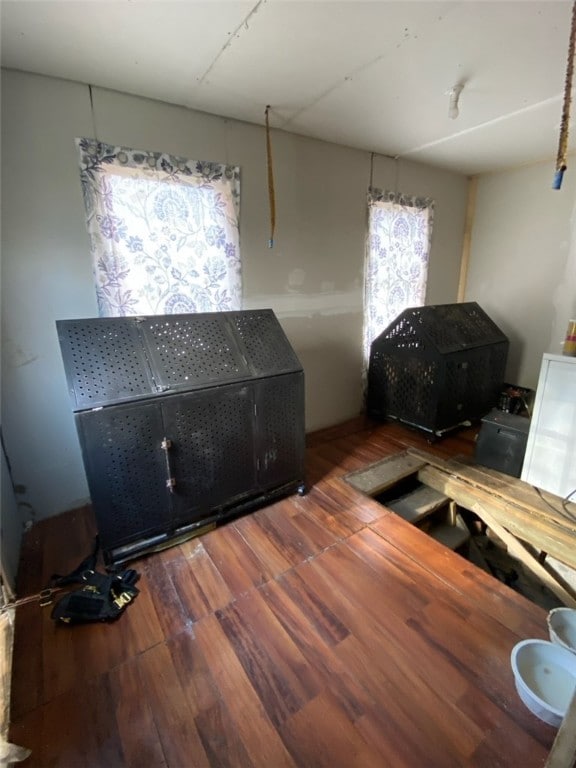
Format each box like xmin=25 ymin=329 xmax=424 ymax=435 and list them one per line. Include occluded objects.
xmin=475 ymin=409 xmax=530 ymax=478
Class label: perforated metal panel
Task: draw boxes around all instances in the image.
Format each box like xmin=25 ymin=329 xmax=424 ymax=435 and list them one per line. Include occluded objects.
xmin=231 ymin=310 xmax=301 ymax=376
xmin=367 ymin=302 xmax=508 ymax=434
xmin=440 ymin=347 xmax=508 ymax=427
xmin=58 ymin=310 xmax=305 ymax=564
xmin=420 ymin=304 xmax=504 ymax=353
xmin=57 ymin=319 xmax=155 ymax=410
xmin=58 ymin=310 xmax=302 ymax=410
xmin=367 ymin=354 xmax=439 ymax=430
xmin=142 ymin=314 xmax=248 ymax=390
xmin=77 ymin=403 xmax=169 ymax=549
xmin=382 ymin=302 xmax=506 ymax=355
xmin=256 ymin=373 xmax=305 ymax=490
xmin=382 ymin=315 xmax=422 ymax=350
xmin=163 ymin=385 xmax=257 ymax=525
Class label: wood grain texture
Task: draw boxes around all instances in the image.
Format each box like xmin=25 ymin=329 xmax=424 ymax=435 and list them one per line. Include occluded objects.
xmin=137 ymin=640 xmax=211 ymax=768
xmin=194 ymin=614 xmax=297 ymax=768
xmin=10 ymin=421 xmax=557 ymax=767
xmin=200 ymin=523 xmax=271 ymax=598
xmin=108 ymin=656 xmax=167 ymax=768
xmin=217 ymin=590 xmax=319 ymax=728
xmin=368 ymin=513 xmax=548 ymax=637
xmin=278 ymin=691 xmax=385 ymax=768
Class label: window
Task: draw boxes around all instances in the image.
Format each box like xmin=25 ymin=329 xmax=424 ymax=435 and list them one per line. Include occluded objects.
xmin=363 ymin=189 xmax=434 ymax=367
xmin=76 ymin=138 xmax=241 ymax=317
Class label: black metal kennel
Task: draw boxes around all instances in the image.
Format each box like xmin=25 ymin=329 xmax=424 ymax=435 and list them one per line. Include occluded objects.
xmin=57 ymin=310 xmax=305 ymax=565
xmin=367 ymin=302 xmax=508 ymax=435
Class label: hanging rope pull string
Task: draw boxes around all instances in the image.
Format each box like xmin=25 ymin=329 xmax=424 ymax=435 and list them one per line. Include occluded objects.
xmin=554 ymin=0 xmax=576 ymax=190
xmin=265 ymin=105 xmax=276 ymax=248
xmin=88 ymin=84 xmax=98 ymax=141
xmin=369 ymin=152 xmax=375 ymax=193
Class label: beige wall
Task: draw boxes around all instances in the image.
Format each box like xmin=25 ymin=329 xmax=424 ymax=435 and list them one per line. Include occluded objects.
xmin=1 ymin=68 xmax=468 ymax=519
xmin=466 ymin=158 xmax=576 ymax=389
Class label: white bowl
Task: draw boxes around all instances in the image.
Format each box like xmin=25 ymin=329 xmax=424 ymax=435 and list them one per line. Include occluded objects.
xmin=548 ymin=608 xmax=576 ymax=654
xmin=510 ymin=639 xmax=576 ymax=727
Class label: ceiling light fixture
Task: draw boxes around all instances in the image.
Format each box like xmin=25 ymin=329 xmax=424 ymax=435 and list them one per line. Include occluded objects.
xmin=448 ymin=83 xmax=464 ymax=120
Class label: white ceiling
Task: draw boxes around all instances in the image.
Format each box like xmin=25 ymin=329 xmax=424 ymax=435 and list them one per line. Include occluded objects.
xmin=1 ymin=0 xmax=574 ymax=175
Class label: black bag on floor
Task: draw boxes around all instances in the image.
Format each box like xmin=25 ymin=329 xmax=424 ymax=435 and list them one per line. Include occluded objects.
xmin=49 ymin=538 xmax=140 ymax=624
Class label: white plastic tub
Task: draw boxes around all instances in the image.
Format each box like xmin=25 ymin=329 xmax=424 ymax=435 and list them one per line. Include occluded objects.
xmin=548 ymin=608 xmax=576 ymax=654
xmin=510 ymin=639 xmax=576 ymax=727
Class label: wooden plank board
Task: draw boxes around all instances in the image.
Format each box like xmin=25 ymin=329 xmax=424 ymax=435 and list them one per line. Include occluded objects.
xmin=470 ymin=503 xmax=576 ymax=609
xmin=409 ymin=448 xmax=576 ymax=524
xmin=344 ymin=451 xmax=425 ymax=496
xmin=467 ymin=462 xmax=576 ymax=527
xmin=418 ymin=464 xmax=576 ymax=569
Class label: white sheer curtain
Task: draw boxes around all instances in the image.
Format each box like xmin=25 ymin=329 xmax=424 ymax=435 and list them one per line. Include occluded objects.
xmin=363 ymin=189 xmax=434 ymax=367
xmin=77 ymin=138 xmax=242 ymax=317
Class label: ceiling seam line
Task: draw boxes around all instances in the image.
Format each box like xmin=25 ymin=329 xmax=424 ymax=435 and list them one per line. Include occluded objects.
xmin=282 ymin=3 xmax=462 ymax=130
xmin=195 ymin=0 xmax=265 ymax=88
xmin=398 ymin=92 xmax=567 ymax=159
xmin=283 ymin=50 xmax=390 ymax=127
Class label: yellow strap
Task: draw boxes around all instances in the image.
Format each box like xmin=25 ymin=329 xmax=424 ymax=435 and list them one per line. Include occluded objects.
xmin=265 ymin=105 xmax=276 ymax=248
xmin=555 ymin=0 xmax=576 ymax=187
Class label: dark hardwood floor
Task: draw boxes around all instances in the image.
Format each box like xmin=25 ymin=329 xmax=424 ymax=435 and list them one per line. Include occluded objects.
xmin=10 ymin=420 xmax=555 ymax=767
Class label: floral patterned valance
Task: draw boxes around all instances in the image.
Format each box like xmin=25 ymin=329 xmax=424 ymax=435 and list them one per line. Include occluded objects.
xmin=78 ymin=138 xmax=240 ymax=218
xmin=368 ymin=187 xmax=434 ymax=212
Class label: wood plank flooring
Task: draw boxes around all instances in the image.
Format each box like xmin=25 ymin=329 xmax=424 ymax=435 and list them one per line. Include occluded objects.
xmin=10 ymin=420 xmax=556 ymax=767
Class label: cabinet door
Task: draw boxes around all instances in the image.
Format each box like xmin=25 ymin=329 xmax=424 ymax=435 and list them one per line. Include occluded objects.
xmin=522 ymin=356 xmax=576 ymax=497
xmin=255 ymin=373 xmax=305 ymax=491
xmin=77 ymin=402 xmax=170 ymax=552
xmin=162 ymin=384 xmax=257 ymax=526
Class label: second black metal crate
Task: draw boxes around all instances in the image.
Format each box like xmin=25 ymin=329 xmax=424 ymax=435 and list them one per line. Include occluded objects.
xmin=367 ymin=302 xmax=508 ymax=435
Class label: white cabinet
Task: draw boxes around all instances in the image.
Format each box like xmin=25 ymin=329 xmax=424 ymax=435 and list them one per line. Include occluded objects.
xmin=521 ymin=354 xmax=576 ymax=498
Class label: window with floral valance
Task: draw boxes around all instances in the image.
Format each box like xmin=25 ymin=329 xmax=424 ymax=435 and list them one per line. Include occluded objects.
xmin=76 ymin=138 xmax=242 ymax=317
xmin=363 ymin=188 xmax=434 ymax=368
